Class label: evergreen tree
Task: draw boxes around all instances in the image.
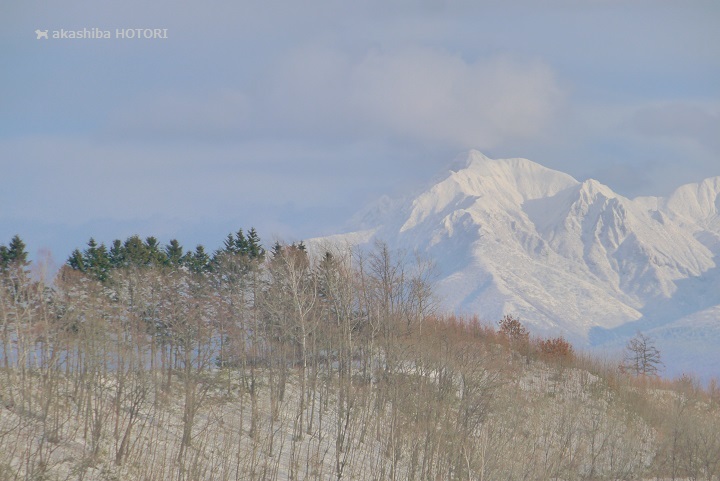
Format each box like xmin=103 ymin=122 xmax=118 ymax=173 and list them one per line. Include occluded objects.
xmin=317 ymin=251 xmax=338 ymax=301
xmin=7 ymin=235 xmax=29 ymax=267
xmin=271 ymin=241 xmax=284 ymax=259
xmin=123 ymin=235 xmax=150 ymax=267
xmin=90 ymin=243 xmax=111 ymax=281
xmin=67 ymin=249 xmax=86 ymax=271
xmin=0 ymin=244 xmax=8 ymax=270
xmin=109 ymin=239 xmax=125 ymax=267
xmin=145 ymin=236 xmax=167 ymax=266
xmin=185 ymin=245 xmax=210 ymax=273
xmin=222 ymin=233 xmax=238 ymax=255
xmin=246 ymin=227 xmax=264 ymax=259
xmin=83 ymin=237 xmax=100 ymax=266
xmin=0 ymin=235 xmax=30 ymax=293
xmin=1 ymin=235 xmax=30 ymax=278
xmin=83 ymin=238 xmax=111 ymax=282
xmin=165 ymin=239 xmax=184 ymax=266
xmin=234 ymin=229 xmax=249 ymax=255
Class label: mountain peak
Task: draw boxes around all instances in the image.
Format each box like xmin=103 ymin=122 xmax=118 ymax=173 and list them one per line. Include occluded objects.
xmin=399 ymin=153 xmax=579 ymax=233
xmin=313 ymin=151 xmax=720 ymax=381
xmin=448 ymin=149 xmax=493 ymax=172
xmin=577 ymin=178 xmax=617 ymax=200
xmin=449 ymin=152 xmax=579 ymax=202
xmin=451 ymin=150 xmax=562 ymax=178
xmin=665 ymin=176 xmax=720 ymax=225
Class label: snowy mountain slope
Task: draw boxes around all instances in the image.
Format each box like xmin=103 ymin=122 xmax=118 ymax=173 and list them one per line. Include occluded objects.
xmin=664 ymin=176 xmax=720 ymax=226
xmin=312 ymin=151 xmax=720 ymax=380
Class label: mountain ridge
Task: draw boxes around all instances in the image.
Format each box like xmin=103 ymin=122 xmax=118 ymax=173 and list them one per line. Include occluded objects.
xmin=312 ymin=151 xmax=720 ymax=380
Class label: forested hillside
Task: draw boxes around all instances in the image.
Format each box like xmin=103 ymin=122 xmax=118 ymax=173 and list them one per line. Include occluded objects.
xmin=1 ymin=233 xmax=719 ymax=480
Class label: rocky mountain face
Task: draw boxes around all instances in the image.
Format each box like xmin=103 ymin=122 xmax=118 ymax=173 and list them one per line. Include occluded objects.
xmin=316 ymin=151 xmax=720 ymax=380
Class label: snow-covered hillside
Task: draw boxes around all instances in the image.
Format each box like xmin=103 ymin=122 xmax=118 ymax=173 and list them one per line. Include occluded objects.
xmin=313 ymin=151 xmax=720 ymax=381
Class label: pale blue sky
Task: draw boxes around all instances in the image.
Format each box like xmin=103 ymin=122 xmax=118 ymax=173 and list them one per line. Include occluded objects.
xmin=1 ymin=0 xmax=719 ymax=262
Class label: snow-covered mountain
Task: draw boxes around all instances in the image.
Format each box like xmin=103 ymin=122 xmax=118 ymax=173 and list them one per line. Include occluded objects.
xmin=314 ymin=151 xmax=720 ymax=381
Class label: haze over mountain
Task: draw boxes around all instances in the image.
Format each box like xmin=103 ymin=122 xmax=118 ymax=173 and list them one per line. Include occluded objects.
xmin=315 ymin=151 xmax=720 ymax=381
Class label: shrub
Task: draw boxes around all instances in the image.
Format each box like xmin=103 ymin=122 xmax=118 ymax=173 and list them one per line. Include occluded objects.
xmin=498 ymin=314 xmax=529 ymax=344
xmin=538 ymin=336 xmax=574 ymax=359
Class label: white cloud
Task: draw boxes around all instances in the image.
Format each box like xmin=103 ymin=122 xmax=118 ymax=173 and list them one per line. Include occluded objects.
xmin=104 ymin=47 xmax=564 ymax=151
xmin=264 ymin=46 xmax=564 ymax=149
xmin=346 ymin=50 xmax=563 ymax=148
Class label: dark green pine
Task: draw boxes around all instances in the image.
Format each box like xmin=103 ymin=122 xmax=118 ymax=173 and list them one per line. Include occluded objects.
xmin=123 ymin=235 xmax=150 ymax=267
xmin=165 ymin=239 xmax=184 ymax=267
xmin=82 ymin=238 xmax=111 ymax=281
xmin=222 ymin=233 xmax=237 ymax=255
xmin=7 ymin=235 xmax=29 ymax=266
xmin=109 ymin=239 xmax=125 ymax=267
xmin=145 ymin=236 xmax=168 ymax=266
xmin=67 ymin=249 xmax=86 ymax=271
xmin=234 ymin=229 xmax=249 ymax=255
xmin=0 ymin=244 xmax=7 ymax=270
xmin=185 ymin=245 xmax=210 ymax=273
xmin=246 ymin=227 xmax=264 ymax=259
xmin=271 ymin=241 xmax=283 ymax=259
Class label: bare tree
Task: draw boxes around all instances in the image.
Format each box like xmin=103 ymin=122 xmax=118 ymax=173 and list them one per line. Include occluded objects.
xmin=622 ymin=331 xmax=663 ymax=377
xmin=498 ymin=314 xmax=528 ymax=344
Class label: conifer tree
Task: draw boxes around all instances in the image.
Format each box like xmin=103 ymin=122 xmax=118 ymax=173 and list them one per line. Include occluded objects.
xmin=185 ymin=245 xmax=210 ymax=273
xmin=109 ymin=239 xmax=125 ymax=267
xmin=1 ymin=235 xmax=30 ymax=279
xmin=234 ymin=229 xmax=249 ymax=255
xmin=92 ymin=243 xmax=111 ymax=280
xmin=246 ymin=227 xmax=264 ymax=259
xmin=222 ymin=233 xmax=238 ymax=255
xmin=145 ymin=236 xmax=167 ymax=266
xmin=216 ymin=229 xmax=253 ymax=262
xmin=0 ymin=244 xmax=8 ymax=270
xmin=67 ymin=249 xmax=86 ymax=271
xmin=123 ymin=235 xmax=150 ymax=267
xmin=83 ymin=238 xmax=111 ymax=282
xmin=83 ymin=237 xmax=100 ymax=266
xmin=6 ymin=235 xmax=29 ymax=267
xmin=0 ymin=235 xmax=30 ymax=293
xmin=165 ymin=239 xmax=184 ymax=266
xmin=317 ymin=251 xmax=338 ymax=302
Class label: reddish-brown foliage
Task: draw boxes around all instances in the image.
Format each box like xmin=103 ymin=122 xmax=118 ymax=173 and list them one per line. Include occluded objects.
xmin=498 ymin=314 xmax=529 ymax=344
xmin=537 ymin=336 xmax=574 ymax=359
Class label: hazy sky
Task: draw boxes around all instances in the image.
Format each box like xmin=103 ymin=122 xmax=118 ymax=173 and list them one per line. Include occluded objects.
xmin=1 ymin=0 xmax=719 ymax=262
